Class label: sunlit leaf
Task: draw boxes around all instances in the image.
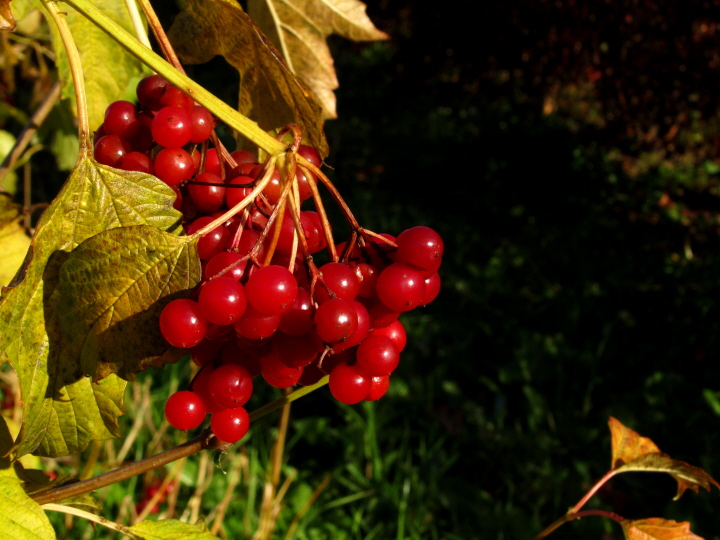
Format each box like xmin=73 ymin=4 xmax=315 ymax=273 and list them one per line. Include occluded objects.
xmin=0 ymin=477 xmax=56 ymax=540
xmin=0 ymin=195 xmax=30 ymax=288
xmin=0 ymin=159 xmax=182 ymax=457
xmin=608 ymin=417 xmax=720 ymax=499
xmin=128 ymin=518 xmax=221 ymax=540
xmin=48 ymin=0 xmax=145 ymax=130
xmin=168 ymin=0 xmax=328 ymax=158
xmin=621 ymin=518 xmax=703 ymax=540
xmin=53 ymin=225 xmax=200 ymax=382
xmin=610 ymin=416 xmax=661 ymax=468
xmin=249 ymin=0 xmax=388 ymax=120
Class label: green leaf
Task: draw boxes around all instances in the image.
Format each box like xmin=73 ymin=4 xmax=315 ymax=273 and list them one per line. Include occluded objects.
xmin=53 ymin=225 xmax=200 ymax=382
xmin=168 ymin=0 xmax=328 ymax=158
xmin=128 ymin=518 xmax=221 ymax=540
xmin=0 ymin=477 xmax=56 ymax=540
xmin=0 ymin=195 xmax=30 ymax=288
xmin=248 ymin=0 xmax=388 ymax=120
xmin=48 ymin=0 xmax=144 ymax=130
xmin=0 ymin=158 xmax=182 ymax=458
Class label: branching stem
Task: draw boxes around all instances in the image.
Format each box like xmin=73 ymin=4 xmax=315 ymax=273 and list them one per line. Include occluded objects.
xmin=531 ymin=509 xmax=623 ymax=540
xmin=31 ymin=377 xmax=328 ymax=506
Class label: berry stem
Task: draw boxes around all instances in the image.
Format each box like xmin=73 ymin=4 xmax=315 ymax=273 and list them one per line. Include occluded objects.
xmin=62 ymin=0 xmax=286 ymax=156
xmin=136 ymin=0 xmax=185 ymax=73
xmin=300 ymin=158 xmax=359 ymax=231
xmin=192 ymin=156 xmax=278 ymax=238
xmin=41 ymin=0 xmax=91 ymax=157
xmin=303 ymin=165 xmax=338 ymax=262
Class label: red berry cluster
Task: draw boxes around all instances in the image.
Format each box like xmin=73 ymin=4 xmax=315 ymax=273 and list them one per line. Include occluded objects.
xmin=94 ymin=75 xmax=443 ymax=445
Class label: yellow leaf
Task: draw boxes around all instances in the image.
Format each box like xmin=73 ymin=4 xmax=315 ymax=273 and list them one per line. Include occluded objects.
xmin=0 ymin=195 xmax=30 ymax=288
xmin=248 ymin=0 xmax=388 ymax=119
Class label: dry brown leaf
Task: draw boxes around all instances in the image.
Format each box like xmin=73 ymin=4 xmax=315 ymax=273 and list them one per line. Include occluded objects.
xmin=621 ymin=518 xmax=703 ymax=540
xmin=0 ymin=0 xmax=15 ymax=31
xmin=609 ymin=417 xmax=720 ymax=500
xmin=168 ymin=0 xmax=329 ymax=158
xmin=248 ymin=0 xmax=388 ymax=119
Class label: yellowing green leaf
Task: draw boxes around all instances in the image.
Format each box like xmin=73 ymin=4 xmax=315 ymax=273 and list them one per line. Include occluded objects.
xmin=248 ymin=0 xmax=387 ymax=120
xmin=53 ymin=225 xmax=200 ymax=382
xmin=0 ymin=195 xmax=30 ymax=287
xmin=168 ymin=0 xmax=328 ymax=158
xmin=49 ymin=0 xmax=145 ymax=130
xmin=608 ymin=417 xmax=720 ymax=500
xmin=0 ymin=477 xmax=56 ymax=540
xmin=621 ymin=518 xmax=703 ymax=540
xmin=0 ymin=159 xmax=182 ymax=458
xmin=128 ymin=518 xmax=221 ymax=540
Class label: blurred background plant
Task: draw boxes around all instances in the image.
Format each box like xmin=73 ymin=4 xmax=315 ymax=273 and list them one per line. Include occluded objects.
xmin=4 ymin=0 xmax=720 ymax=538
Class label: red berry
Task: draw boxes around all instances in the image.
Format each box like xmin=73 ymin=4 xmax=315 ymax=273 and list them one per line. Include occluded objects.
xmin=152 ymin=106 xmax=193 ymax=148
xmin=159 ymin=299 xmax=207 ymax=348
xmin=375 ymin=263 xmax=425 ymax=312
xmin=189 ymin=172 xmax=225 ymax=212
xmin=154 ymin=147 xmax=196 ymax=186
xmin=315 ymin=262 xmax=360 ymax=303
xmin=329 ymin=362 xmax=371 ymax=405
xmin=94 ymin=135 xmax=131 ymax=167
xmin=198 ymin=277 xmax=247 ymax=325
xmin=314 ymin=298 xmax=358 ymax=344
xmin=211 ymin=407 xmax=250 ymax=443
xmin=189 ymin=105 xmax=214 ymax=143
xmin=104 ymin=100 xmax=141 ymax=139
xmin=370 ymin=320 xmax=407 ymax=351
xmin=394 ymin=226 xmax=444 ymax=273
xmin=165 ymin=390 xmax=206 ymax=430
xmin=233 ymin=305 xmax=281 ymax=340
xmin=365 ymin=375 xmax=390 ymax=401
xmin=246 ymin=265 xmax=298 ymax=315
xmin=355 ymin=334 xmax=400 ymax=377
xmin=208 ymin=363 xmax=253 ymax=409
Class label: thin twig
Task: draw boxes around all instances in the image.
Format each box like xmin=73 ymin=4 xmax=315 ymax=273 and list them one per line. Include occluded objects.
xmin=211 ymin=452 xmax=245 ymax=535
xmin=136 ymin=0 xmax=184 ymax=73
xmin=0 ymin=80 xmax=60 ymax=189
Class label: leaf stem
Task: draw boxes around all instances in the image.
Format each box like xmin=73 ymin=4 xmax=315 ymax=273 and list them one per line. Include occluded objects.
xmin=62 ymin=0 xmax=286 ymax=155
xmin=42 ymin=503 xmax=136 ymax=537
xmin=569 ymin=469 xmax=617 ymax=514
xmin=31 ymin=377 xmax=328 ymax=505
xmin=41 ymin=0 xmax=90 ymax=156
